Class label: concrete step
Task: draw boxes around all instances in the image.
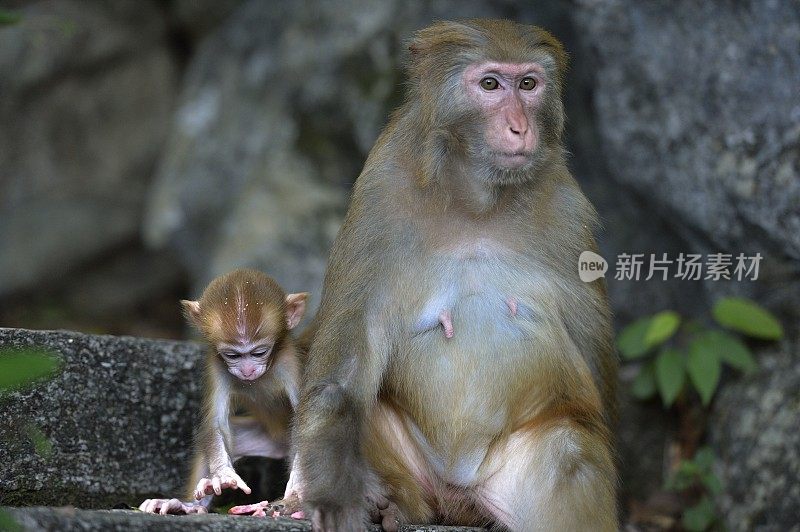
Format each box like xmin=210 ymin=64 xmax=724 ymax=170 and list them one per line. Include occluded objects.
xmin=5 ymin=507 xmax=485 ymax=531
xmin=0 ymin=327 xmax=204 ymax=508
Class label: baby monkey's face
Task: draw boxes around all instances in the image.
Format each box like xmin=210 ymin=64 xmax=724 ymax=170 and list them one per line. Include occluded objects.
xmin=215 ymin=338 xmax=275 ymax=381
xmin=181 ymin=268 xmax=310 ymax=383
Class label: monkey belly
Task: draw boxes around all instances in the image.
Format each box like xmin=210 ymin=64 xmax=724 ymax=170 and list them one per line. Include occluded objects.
xmin=394 ymin=290 xmax=547 ymax=487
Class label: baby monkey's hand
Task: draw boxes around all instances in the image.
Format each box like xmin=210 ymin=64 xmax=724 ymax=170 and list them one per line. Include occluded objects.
xmin=194 ymin=466 xmax=251 ymax=499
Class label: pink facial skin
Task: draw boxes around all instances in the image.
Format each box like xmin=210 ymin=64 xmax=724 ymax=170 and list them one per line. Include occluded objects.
xmin=217 ymin=340 xmax=274 ymax=381
xmin=462 ymin=62 xmax=546 ymax=168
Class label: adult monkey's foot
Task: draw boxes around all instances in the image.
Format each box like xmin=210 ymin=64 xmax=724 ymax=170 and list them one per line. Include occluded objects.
xmin=368 ymin=494 xmax=401 ymax=532
xmin=229 ymin=495 xmax=305 ymax=519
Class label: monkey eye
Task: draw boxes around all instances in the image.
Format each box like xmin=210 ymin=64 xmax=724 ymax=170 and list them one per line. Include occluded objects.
xmin=519 ymin=77 xmax=537 ymax=91
xmin=222 ymin=351 xmax=241 ymax=359
xmin=480 ymin=77 xmax=499 ymax=90
xmin=251 ymin=348 xmax=271 ymax=357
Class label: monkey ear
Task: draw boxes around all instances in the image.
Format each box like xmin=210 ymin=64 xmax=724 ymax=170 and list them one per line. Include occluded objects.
xmin=285 ymin=292 xmax=309 ymax=330
xmin=180 ymin=300 xmax=202 ymax=326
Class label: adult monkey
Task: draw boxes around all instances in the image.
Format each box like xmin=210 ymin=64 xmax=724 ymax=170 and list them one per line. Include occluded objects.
xmin=295 ymin=19 xmax=618 ymax=531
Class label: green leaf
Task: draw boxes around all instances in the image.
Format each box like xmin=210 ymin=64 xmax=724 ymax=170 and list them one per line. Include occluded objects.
xmin=631 ymin=361 xmax=657 ymax=400
xmin=682 ymin=320 xmax=706 ymax=336
xmin=618 ymin=317 xmax=652 ymax=359
xmin=655 ymin=348 xmax=685 ymax=407
xmin=619 ymin=311 xmax=682 ymax=359
xmin=682 ymin=496 xmax=715 ymax=531
xmin=665 ymin=459 xmax=699 ymax=491
xmin=712 ymin=297 xmax=783 ymax=340
xmin=0 ymin=509 xmax=22 ymax=532
xmin=692 ymin=447 xmax=716 ymax=471
xmin=0 ymin=9 xmax=22 ymax=25
xmin=0 ymin=348 xmax=62 ymax=392
xmin=644 ymin=311 xmax=681 ymax=348
xmin=701 ymin=472 xmax=723 ymax=495
xmin=699 ymin=330 xmax=757 ymax=374
xmin=677 ymin=459 xmax=701 ymax=478
xmin=687 ymin=336 xmax=722 ymax=406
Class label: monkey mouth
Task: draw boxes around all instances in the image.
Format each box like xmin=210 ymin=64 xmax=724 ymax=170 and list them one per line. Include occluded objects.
xmin=493 ymin=151 xmax=531 ymax=167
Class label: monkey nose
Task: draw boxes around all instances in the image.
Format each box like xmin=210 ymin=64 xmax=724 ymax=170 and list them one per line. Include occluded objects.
xmin=506 ymin=127 xmax=531 ymax=152
xmin=509 ymin=123 xmax=527 ymax=136
xmin=506 ymin=117 xmax=533 ymax=152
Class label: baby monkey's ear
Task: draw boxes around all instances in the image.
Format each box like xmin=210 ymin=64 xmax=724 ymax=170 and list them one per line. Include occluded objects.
xmin=180 ymin=300 xmax=202 ymax=327
xmin=284 ymin=293 xmax=309 ymax=330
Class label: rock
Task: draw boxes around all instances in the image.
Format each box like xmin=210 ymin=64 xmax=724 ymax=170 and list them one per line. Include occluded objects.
xmin=63 ymin=245 xmax=184 ymax=318
xmin=168 ymin=0 xmax=244 ymax=43
xmin=571 ymin=1 xmax=800 ymax=529
xmin=616 ymin=366 xmax=675 ymax=507
xmin=710 ymin=341 xmax=800 ymax=531
xmin=0 ymin=0 xmax=178 ymax=297
xmin=4 ymin=507 xmax=487 ymax=532
xmin=0 ymin=328 xmax=203 ymax=508
xmin=572 ymin=0 xmax=800 ymax=261
xmin=142 ymin=0 xmax=568 ymax=315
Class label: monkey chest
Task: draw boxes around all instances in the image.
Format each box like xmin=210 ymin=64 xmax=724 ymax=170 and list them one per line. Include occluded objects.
xmin=403 ymin=244 xmax=546 ymax=346
xmin=396 ymin=247 xmax=548 ymax=391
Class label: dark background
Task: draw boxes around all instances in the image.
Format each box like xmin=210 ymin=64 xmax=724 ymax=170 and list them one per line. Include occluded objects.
xmin=0 ymin=1 xmax=798 ymax=530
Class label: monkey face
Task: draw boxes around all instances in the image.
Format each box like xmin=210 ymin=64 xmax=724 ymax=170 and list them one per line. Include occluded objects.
xmin=462 ymin=62 xmax=547 ymax=171
xmin=216 ymin=341 xmax=274 ymax=381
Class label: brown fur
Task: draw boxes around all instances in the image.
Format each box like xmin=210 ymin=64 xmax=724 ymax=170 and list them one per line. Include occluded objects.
xmin=188 ymin=269 xmax=288 ymax=346
xmin=183 ymin=269 xmax=306 ymax=506
xmin=295 ymin=19 xmax=617 ymax=532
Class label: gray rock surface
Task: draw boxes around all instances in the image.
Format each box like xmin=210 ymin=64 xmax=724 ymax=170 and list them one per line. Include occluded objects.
xmin=573 ymin=0 xmax=800 ymax=260
xmin=710 ymin=340 xmax=800 ymax=531
xmin=168 ymin=0 xmax=243 ymax=43
xmin=0 ymin=328 xmax=204 ymax=507
xmin=0 ymin=0 xmax=178 ymax=297
xmin=572 ymin=1 xmax=800 ymax=529
xmin=4 ymin=507 xmax=485 ymax=532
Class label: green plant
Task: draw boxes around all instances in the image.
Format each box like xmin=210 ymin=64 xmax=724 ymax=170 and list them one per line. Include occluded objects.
xmin=619 ymin=296 xmax=783 ymax=531
xmin=0 ymin=9 xmax=22 ymax=25
xmin=0 ymin=510 xmax=23 ymax=532
xmin=665 ymin=447 xmax=722 ymax=531
xmin=0 ymin=347 xmax=62 ymax=529
xmin=619 ymin=297 xmax=782 ymax=407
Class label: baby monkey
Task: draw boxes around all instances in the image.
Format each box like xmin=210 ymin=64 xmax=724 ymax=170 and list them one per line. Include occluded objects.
xmin=140 ymin=268 xmax=308 ymax=516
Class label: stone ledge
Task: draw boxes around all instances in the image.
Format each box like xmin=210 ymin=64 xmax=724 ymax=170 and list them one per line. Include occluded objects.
xmin=0 ymin=327 xmax=204 ymax=507
xmin=5 ymin=507 xmax=486 ymax=532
